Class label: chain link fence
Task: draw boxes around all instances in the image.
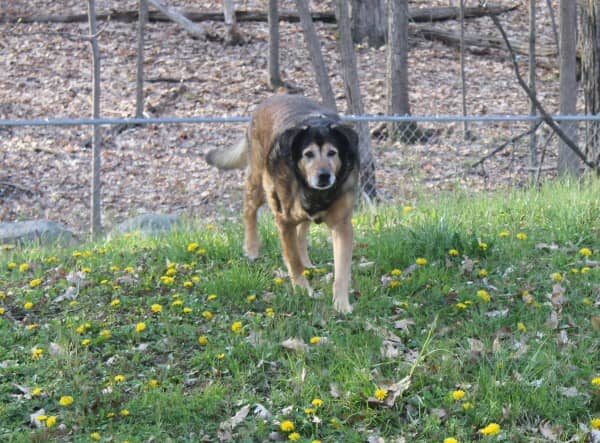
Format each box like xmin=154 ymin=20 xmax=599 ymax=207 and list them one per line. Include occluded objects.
xmin=0 ymin=114 xmax=598 ymax=234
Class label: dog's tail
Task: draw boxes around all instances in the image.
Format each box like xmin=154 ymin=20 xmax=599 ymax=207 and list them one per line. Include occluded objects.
xmin=205 ymin=137 xmax=248 ymax=170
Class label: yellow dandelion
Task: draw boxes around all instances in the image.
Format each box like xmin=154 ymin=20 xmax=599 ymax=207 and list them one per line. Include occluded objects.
xmin=114 ymin=374 xmax=125 ymax=383
xmin=46 ymin=415 xmax=57 ymax=427
xmin=81 ymin=338 xmax=91 ymax=346
xmin=187 ymin=242 xmax=198 ymax=252
xmin=391 ymin=268 xmax=402 ymax=276
xmin=273 ymin=277 xmax=284 ymax=285
xmin=217 ymin=353 xmax=225 ymax=360
xmin=172 ymin=299 xmax=183 ymax=306
xmin=311 ymin=398 xmax=323 ymax=407
xmin=310 ymin=336 xmax=321 ymax=344
xmin=304 ymin=407 xmax=316 ymax=414
xmin=160 ymin=275 xmax=175 ymax=285
xmin=265 ymin=307 xmax=275 ymax=317
xmin=151 ymin=303 xmax=162 ymax=313
xmin=280 ymin=420 xmax=295 ymax=432
xmin=451 ymin=389 xmax=465 ymax=400
xmin=120 ymin=408 xmax=130 ymax=416
xmin=247 ymin=294 xmax=256 ymax=302
xmin=32 ymin=387 xmax=43 ymax=396
xmin=192 ymin=275 xmax=201 ymax=282
xmin=90 ymin=432 xmax=101 ymax=441
xmin=476 ymin=289 xmax=490 ymax=302
xmin=516 ymin=232 xmax=528 ymax=240
xmin=591 ymin=377 xmax=600 ymax=386
xmin=288 ymin=432 xmax=301 ymax=441
xmin=479 ymin=422 xmax=500 ymax=436
xmin=110 ymin=299 xmax=120 ymax=307
xmin=31 ymin=347 xmax=43 ymax=359
xmin=198 ymin=335 xmax=208 ymax=345
xmin=29 ymin=278 xmax=42 ymax=288
xmin=202 ymin=310 xmax=213 ymax=320
xmin=448 ymin=249 xmax=459 ymax=256
xmin=579 ymin=247 xmax=592 ymax=256
xmin=19 ymin=263 xmax=30 ymax=272
xmin=591 ymin=418 xmax=600 ymax=429
xmin=499 ymin=230 xmax=509 ymax=237
xmin=207 ymin=294 xmax=218 ymax=301
xmin=444 ymin=438 xmax=459 ymax=443
xmin=478 ymin=241 xmax=488 ymax=250
xmin=551 ymin=272 xmax=563 ymax=281
xmin=59 ymin=395 xmax=74 ymax=406
xmin=165 ymin=267 xmax=177 ymax=276
xmin=456 ymin=302 xmax=468 ymax=309
xmin=403 ymin=205 xmax=413 ymax=213
xmin=462 ymin=401 xmax=474 ymax=410
xmin=374 ymin=387 xmax=387 ymax=401
xmin=581 ymin=267 xmax=591 ymax=274
xmin=147 ymin=379 xmax=159 ymax=388
xmin=478 ymin=268 xmax=488 ymax=277
xmin=231 ymin=321 xmax=243 ymax=334
xmin=0 ymin=307 xmax=4 ymax=315
xmin=415 ymin=257 xmax=427 ymax=265
xmin=183 ymin=307 xmax=192 ymax=314
xmin=99 ymin=329 xmax=111 ymax=339
xmin=183 ymin=281 xmax=193 ymax=287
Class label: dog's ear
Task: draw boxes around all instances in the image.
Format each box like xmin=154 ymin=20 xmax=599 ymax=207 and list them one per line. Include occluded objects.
xmin=329 ymin=123 xmax=359 ymax=151
xmin=277 ymin=125 xmax=308 ymax=158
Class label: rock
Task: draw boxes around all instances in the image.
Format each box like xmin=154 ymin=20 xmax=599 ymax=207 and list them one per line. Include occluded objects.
xmin=111 ymin=213 xmax=181 ymax=237
xmin=0 ymin=220 xmax=75 ymax=246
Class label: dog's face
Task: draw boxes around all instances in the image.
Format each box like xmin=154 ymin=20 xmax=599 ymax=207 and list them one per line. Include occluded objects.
xmin=278 ymin=122 xmax=358 ymax=191
xmin=297 ymin=142 xmax=341 ymax=190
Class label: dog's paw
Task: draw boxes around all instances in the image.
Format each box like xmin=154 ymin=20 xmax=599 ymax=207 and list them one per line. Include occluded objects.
xmin=333 ymin=297 xmax=353 ymax=314
xmin=244 ymin=245 xmax=260 ymax=260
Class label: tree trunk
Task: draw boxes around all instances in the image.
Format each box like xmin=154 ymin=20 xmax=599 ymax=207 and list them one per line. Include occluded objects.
xmin=223 ymin=0 xmax=243 ymax=45
xmin=558 ymin=0 xmax=579 ymax=175
xmin=581 ymin=0 xmax=600 ymax=168
xmin=267 ymin=0 xmax=284 ymax=89
xmin=135 ymin=0 xmax=147 ymax=118
xmin=529 ymin=0 xmax=538 ymax=176
xmin=335 ymin=0 xmax=377 ymax=200
xmin=295 ymin=0 xmax=336 ymax=110
xmin=350 ymin=0 xmax=386 ymax=47
xmin=87 ymin=0 xmax=102 ymax=236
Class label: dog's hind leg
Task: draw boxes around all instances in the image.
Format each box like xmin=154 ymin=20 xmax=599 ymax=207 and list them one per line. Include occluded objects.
xmin=276 ymin=220 xmax=312 ymax=295
xmin=243 ymin=174 xmax=264 ymax=259
xmin=296 ymin=221 xmax=313 ymax=269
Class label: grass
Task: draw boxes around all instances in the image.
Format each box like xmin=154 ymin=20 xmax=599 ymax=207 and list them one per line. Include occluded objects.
xmin=1 ymin=179 xmax=599 ymax=442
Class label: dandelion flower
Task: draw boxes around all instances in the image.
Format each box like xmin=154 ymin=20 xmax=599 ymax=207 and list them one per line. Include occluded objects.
xmin=288 ymin=432 xmax=301 ymax=441
xmin=448 ymin=249 xmax=459 ymax=256
xmin=183 ymin=307 xmax=192 ymax=314
xmin=207 ymin=294 xmax=218 ymax=301
xmin=579 ymin=247 xmax=592 ymax=256
xmin=374 ymin=387 xmax=387 ymax=401
xmin=110 ymin=299 xmax=120 ymax=307
xmin=265 ymin=307 xmax=275 ymax=317
xmin=247 ymin=294 xmax=256 ymax=302
xmin=451 ymin=389 xmax=465 ymax=400
xmin=198 ymin=335 xmax=208 ymax=345
xmin=312 ymin=398 xmax=323 ymax=407
xmin=202 ymin=310 xmax=213 ymax=320
xmin=46 ymin=416 xmax=57 ymax=427
xmin=273 ymin=277 xmax=284 ymax=285
xmin=391 ymin=268 xmax=402 ymax=276
xmin=591 ymin=418 xmax=600 ymax=429
xmin=114 ymin=375 xmax=125 ymax=383
xmin=517 ymin=322 xmax=527 ymax=332
xmin=462 ymin=401 xmax=474 ymax=410
xmin=183 ymin=281 xmax=193 ymax=287
xmin=479 ymin=422 xmax=500 ymax=436
xmin=31 ymin=347 xmax=43 ymax=359
xmin=403 ymin=205 xmax=413 ymax=213
xmin=499 ymin=230 xmax=509 ymax=237
xmin=231 ymin=321 xmax=243 ymax=334
xmin=310 ymin=336 xmax=321 ymax=344
xmin=81 ymin=338 xmax=91 ymax=346
xmin=120 ymin=409 xmax=130 ymax=416
xmin=478 ymin=268 xmax=488 ymax=277
xmin=415 ymin=258 xmax=427 ymax=265
xmin=591 ymin=377 xmax=600 ymax=386
xmin=32 ymin=387 xmax=43 ymax=396
xmin=24 ymin=301 xmax=34 ymax=309
xmin=19 ymin=263 xmax=30 ymax=272
xmin=478 ymin=241 xmax=488 ymax=250
xmin=280 ymin=420 xmax=295 ymax=432
xmin=476 ymin=289 xmax=491 ymax=302
xmin=581 ymin=267 xmax=591 ymax=274
xmin=30 ymin=278 xmax=42 ymax=288
xmin=99 ymin=329 xmax=111 ymax=339
xmin=0 ymin=307 xmax=4 ymax=315
xmin=90 ymin=432 xmax=101 ymax=441
xmin=516 ymin=232 xmax=528 ymax=240
xmin=160 ymin=275 xmax=175 ymax=285
xmin=187 ymin=242 xmax=198 ymax=252
xmin=59 ymin=395 xmax=74 ymax=406
xmin=444 ymin=438 xmax=459 ymax=443
xmin=551 ymin=272 xmax=563 ymax=281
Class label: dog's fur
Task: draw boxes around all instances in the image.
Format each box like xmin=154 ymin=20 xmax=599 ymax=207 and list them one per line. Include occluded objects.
xmin=205 ymin=95 xmax=360 ymax=313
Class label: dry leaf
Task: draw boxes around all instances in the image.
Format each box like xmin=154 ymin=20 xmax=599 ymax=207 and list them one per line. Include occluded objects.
xmin=394 ymin=318 xmax=415 ymax=333
xmin=539 ymin=421 xmax=561 ymax=442
xmin=468 ymin=338 xmax=485 ymax=356
xmin=591 ymin=315 xmax=600 ymax=331
xmin=556 ymin=330 xmax=570 ymax=347
xmin=281 ymin=337 xmax=308 ymax=354
xmin=30 ymin=409 xmax=46 ymax=428
xmin=545 ymin=310 xmax=560 ymax=329
xmin=218 ymin=404 xmax=250 ymax=442
xmin=367 ymin=376 xmax=411 ymax=408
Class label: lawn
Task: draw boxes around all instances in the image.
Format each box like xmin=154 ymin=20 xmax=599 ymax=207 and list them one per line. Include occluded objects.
xmin=1 ymin=179 xmax=599 ymax=442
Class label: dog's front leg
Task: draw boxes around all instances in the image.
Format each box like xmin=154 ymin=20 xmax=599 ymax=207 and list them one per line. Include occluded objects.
xmin=276 ymin=220 xmax=312 ymax=295
xmin=296 ymin=221 xmax=313 ymax=269
xmin=243 ymin=174 xmax=264 ymax=259
xmin=330 ymin=218 xmax=354 ymax=314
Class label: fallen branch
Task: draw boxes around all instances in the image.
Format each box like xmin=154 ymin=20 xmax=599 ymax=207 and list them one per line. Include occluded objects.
xmin=470 ymin=119 xmax=542 ymax=168
xmin=147 ymin=0 xmax=206 ymax=39
xmin=1 ymin=3 xmax=518 ymax=25
xmin=486 ymin=6 xmax=598 ymax=172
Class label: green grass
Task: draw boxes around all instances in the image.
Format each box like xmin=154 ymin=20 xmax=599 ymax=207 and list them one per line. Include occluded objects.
xmin=1 ymin=179 xmax=599 ymax=442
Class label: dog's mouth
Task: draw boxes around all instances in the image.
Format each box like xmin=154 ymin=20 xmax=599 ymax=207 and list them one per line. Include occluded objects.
xmin=309 ymin=172 xmax=336 ymax=190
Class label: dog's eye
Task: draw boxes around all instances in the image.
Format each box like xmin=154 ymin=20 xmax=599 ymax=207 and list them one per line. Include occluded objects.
xmin=303 ymin=151 xmax=315 ymax=159
xmin=327 ymin=150 xmax=337 ymax=157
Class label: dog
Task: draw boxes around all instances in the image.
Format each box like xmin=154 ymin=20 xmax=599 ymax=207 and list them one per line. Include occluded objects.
xmin=205 ymin=94 xmax=360 ymax=313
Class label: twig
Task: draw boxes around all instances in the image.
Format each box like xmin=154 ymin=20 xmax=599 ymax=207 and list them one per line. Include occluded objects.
xmin=0 ymin=180 xmax=35 ymax=195
xmin=484 ymin=3 xmax=599 ymax=173
xmin=535 ymin=130 xmax=555 ymax=185
xmin=470 ymin=119 xmax=542 ymax=168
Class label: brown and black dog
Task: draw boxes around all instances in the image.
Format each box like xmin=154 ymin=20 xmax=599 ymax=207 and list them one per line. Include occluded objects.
xmin=205 ymin=94 xmax=359 ymax=313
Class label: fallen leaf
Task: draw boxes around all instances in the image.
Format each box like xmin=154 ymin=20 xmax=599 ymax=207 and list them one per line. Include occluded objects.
xmin=394 ymin=318 xmax=415 ymax=333
xmin=545 ymin=310 xmax=560 ymax=330
xmin=591 ymin=315 xmax=600 ymax=331
xmin=539 ymin=421 xmax=561 ymax=442
xmin=30 ymin=409 xmax=46 ymax=428
xmin=218 ymin=404 xmax=250 ymax=442
xmin=367 ymin=376 xmax=411 ymax=408
xmin=281 ymin=337 xmax=308 ymax=354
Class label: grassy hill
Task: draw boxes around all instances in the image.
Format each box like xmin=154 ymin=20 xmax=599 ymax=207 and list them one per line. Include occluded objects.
xmin=1 ymin=179 xmax=599 ymax=442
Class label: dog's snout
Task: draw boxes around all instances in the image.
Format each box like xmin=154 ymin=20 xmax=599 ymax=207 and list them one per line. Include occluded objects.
xmin=318 ymin=171 xmax=332 ymax=187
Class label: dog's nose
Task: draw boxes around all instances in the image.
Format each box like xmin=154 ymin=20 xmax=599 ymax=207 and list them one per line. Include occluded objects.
xmin=317 ymin=172 xmax=332 ymax=187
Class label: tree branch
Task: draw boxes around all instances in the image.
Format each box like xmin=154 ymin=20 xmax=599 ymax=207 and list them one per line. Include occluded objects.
xmin=485 ymin=4 xmax=598 ymax=172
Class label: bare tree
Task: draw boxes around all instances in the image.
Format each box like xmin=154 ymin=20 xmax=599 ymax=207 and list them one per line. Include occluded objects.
xmin=350 ymin=0 xmax=386 ymax=47
xmin=581 ymin=0 xmax=600 ymax=168
xmin=558 ymin=0 xmax=579 ymax=175
xmin=267 ymin=0 xmax=284 ymax=89
xmin=335 ymin=0 xmax=377 ymax=199
xmin=223 ymin=0 xmax=243 ymax=45
xmin=136 ymin=0 xmax=147 ymax=118
xmin=295 ymin=0 xmax=336 ymax=109
xmin=529 ymin=0 xmax=538 ymax=176
xmin=87 ymin=0 xmax=102 ymax=236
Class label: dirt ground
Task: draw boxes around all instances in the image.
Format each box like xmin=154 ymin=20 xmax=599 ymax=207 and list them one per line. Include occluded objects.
xmin=0 ymin=1 xmax=569 ymax=234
